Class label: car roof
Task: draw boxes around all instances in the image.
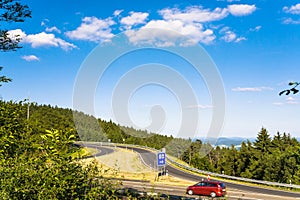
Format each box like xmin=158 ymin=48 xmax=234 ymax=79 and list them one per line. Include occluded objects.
xmin=200 ymin=180 xmax=224 ymax=184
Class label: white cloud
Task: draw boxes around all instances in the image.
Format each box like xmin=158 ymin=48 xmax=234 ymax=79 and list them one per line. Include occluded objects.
xmin=232 ymin=86 xmax=273 ymax=92
xmin=124 ymin=6 xmax=231 ymax=46
xmin=235 ymin=37 xmax=246 ymax=42
xmin=282 ymin=17 xmax=300 ymax=24
xmin=221 ymin=30 xmax=237 ymax=42
xmin=8 ymin=29 xmax=77 ymax=51
xmin=123 ymin=5 xmax=257 ymax=46
xmin=283 ymin=4 xmax=300 ymax=14
xmin=187 ymin=104 xmax=213 ymax=109
xmin=287 ymin=101 xmax=299 ymax=105
xmin=250 ymin=25 xmax=262 ymax=32
xmin=45 ymin=26 xmax=61 ymax=33
xmin=113 ymin=9 xmax=123 ymax=16
xmin=273 ymin=102 xmax=283 ymax=106
xmin=7 ymin=29 xmax=26 ymax=41
xmin=21 ymin=55 xmax=40 ymax=62
xmin=41 ymin=19 xmax=49 ymax=27
xmin=26 ymin=32 xmax=76 ymax=50
xmin=125 ymin=20 xmax=215 ymax=46
xmin=286 ymin=97 xmax=299 ymax=104
xmin=232 ymin=87 xmax=261 ymax=92
xmin=287 ymin=97 xmax=296 ymax=101
xmin=120 ymin=12 xmax=149 ymax=29
xmin=220 ymin=27 xmax=246 ymax=43
xmin=159 ymin=6 xmax=228 ymax=23
xmin=228 ymin=4 xmax=256 ymax=16
xmin=274 ymin=97 xmax=299 ymax=106
xmin=65 ymin=16 xmax=115 ymax=43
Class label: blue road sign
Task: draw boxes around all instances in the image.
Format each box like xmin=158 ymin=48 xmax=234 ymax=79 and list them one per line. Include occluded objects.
xmin=157 ymin=152 xmax=166 ymax=166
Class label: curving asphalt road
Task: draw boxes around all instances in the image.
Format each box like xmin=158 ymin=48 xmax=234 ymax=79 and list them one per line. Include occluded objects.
xmin=77 ymin=143 xmax=114 ymax=158
xmin=77 ymin=143 xmax=300 ymax=198
xmin=117 ymin=145 xmax=300 ymax=198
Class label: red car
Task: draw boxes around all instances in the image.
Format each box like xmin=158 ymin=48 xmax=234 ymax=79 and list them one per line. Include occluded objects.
xmin=186 ymin=180 xmax=226 ymax=197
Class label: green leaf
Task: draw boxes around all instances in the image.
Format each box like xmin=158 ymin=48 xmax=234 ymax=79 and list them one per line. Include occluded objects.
xmin=289 ymin=82 xmax=296 ymax=86
xmin=68 ymin=135 xmax=75 ymax=140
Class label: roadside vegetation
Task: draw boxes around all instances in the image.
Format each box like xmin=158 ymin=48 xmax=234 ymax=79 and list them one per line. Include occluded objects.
xmin=0 ymin=101 xmax=122 ymax=199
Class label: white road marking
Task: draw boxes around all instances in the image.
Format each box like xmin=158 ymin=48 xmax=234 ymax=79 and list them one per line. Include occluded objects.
xmin=125 ymin=184 xmax=174 ymax=191
xmin=229 ymin=195 xmax=263 ymax=200
xmin=228 ymin=190 xmax=300 ymax=200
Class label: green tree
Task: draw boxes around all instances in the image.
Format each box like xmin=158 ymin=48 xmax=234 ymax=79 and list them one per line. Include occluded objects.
xmin=254 ymin=127 xmax=271 ymax=154
xmin=236 ymin=141 xmax=252 ymax=176
xmin=271 ymin=132 xmax=283 ymax=150
xmin=180 ymin=140 xmax=212 ymax=171
xmin=0 ymin=100 xmax=30 ymax=157
xmin=0 ymin=66 xmax=11 ymax=86
xmin=217 ymin=145 xmax=239 ymax=176
xmin=0 ymin=0 xmax=31 ymax=51
xmin=246 ymin=128 xmax=271 ymax=180
xmin=0 ymin=0 xmax=32 ymax=87
xmin=263 ymin=149 xmax=282 ymax=182
xmin=279 ymin=82 xmax=299 ymax=96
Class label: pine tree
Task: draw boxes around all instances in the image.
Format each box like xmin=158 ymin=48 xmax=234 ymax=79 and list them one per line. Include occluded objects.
xmin=254 ymin=127 xmax=271 ymax=154
xmin=236 ymin=141 xmax=252 ymax=176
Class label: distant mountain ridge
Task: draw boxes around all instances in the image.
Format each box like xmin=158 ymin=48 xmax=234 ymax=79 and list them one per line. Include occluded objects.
xmin=195 ymin=137 xmax=256 ymax=147
xmin=197 ymin=136 xmax=300 ymax=148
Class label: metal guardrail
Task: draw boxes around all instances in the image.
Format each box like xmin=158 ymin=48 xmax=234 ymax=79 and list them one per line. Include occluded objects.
xmin=79 ymin=141 xmax=300 ymax=189
xmin=166 ymin=157 xmax=300 ymax=189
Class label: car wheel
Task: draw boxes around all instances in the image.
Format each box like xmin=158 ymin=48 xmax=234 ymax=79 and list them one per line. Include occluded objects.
xmin=187 ymin=190 xmax=193 ymax=195
xmin=210 ymin=192 xmax=216 ymax=198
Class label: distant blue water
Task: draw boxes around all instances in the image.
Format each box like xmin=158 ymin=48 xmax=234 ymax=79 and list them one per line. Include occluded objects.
xmin=194 ymin=137 xmax=256 ymax=147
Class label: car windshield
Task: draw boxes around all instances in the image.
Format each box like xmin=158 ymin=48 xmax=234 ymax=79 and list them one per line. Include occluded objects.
xmin=195 ymin=182 xmax=206 ymax=186
xmin=220 ymin=183 xmax=226 ymax=188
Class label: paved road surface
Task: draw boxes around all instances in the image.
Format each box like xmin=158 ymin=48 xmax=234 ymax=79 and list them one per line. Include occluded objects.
xmin=117 ymin=145 xmax=300 ymax=199
xmin=77 ymin=142 xmax=300 ymax=199
xmin=77 ymin=143 xmax=114 ymax=158
xmin=121 ymin=180 xmax=300 ymax=200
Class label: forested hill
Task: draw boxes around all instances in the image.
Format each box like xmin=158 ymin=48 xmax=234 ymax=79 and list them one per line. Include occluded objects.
xmin=25 ymin=101 xmax=192 ymax=158
xmin=27 ymin=102 xmax=188 ymax=154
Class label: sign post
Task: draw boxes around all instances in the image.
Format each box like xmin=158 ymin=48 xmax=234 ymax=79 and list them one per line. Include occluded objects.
xmin=207 ymin=174 xmax=210 ymax=181
xmin=157 ymin=152 xmax=166 ymax=166
xmin=157 ymin=152 xmax=166 ymax=177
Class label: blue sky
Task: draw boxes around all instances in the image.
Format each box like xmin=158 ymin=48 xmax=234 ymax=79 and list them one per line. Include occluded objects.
xmin=1 ymin=0 xmax=300 ymax=138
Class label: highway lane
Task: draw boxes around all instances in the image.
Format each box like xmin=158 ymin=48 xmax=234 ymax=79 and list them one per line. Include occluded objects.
xmin=121 ymin=180 xmax=300 ymax=200
xmin=117 ymin=145 xmax=300 ymax=199
xmin=76 ymin=143 xmax=300 ymax=198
